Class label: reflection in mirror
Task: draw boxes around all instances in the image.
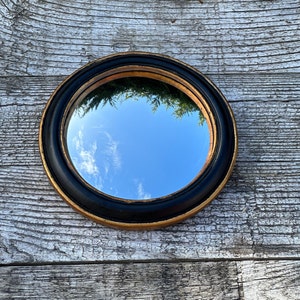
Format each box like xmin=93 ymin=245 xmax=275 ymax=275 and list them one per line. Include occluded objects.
xmin=65 ymin=77 xmax=210 ymax=200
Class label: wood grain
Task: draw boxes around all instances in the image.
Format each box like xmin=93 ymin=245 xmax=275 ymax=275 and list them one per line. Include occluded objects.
xmin=0 ymin=261 xmax=241 ymax=299
xmin=0 ymin=0 xmax=299 ymax=298
xmin=240 ymin=260 xmax=300 ymax=300
xmin=0 ymin=0 xmax=299 ymax=76
xmin=0 ymin=260 xmax=299 ymax=300
xmin=0 ymin=74 xmax=299 ymax=264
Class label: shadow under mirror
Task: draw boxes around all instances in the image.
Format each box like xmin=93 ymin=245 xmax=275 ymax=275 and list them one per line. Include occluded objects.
xmin=65 ymin=77 xmax=211 ymax=200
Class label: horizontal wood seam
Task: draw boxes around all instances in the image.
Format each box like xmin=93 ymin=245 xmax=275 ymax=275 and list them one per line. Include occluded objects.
xmin=2 ymin=257 xmax=300 ymax=268
xmin=0 ymin=72 xmax=300 ymax=79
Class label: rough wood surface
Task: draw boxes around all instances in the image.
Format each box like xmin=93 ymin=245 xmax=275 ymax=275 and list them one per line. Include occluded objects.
xmin=240 ymin=260 xmax=300 ymax=300
xmin=0 ymin=0 xmax=299 ymax=298
xmin=0 ymin=261 xmax=241 ymax=299
xmin=0 ymin=260 xmax=299 ymax=300
xmin=0 ymin=0 xmax=299 ymax=76
xmin=1 ymin=74 xmax=299 ymax=264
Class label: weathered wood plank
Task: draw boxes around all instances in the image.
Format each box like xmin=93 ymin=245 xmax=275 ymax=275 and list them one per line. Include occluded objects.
xmin=0 ymin=260 xmax=299 ymax=300
xmin=0 ymin=74 xmax=299 ymax=264
xmin=0 ymin=160 xmax=299 ymax=263
xmin=240 ymin=260 xmax=300 ymax=300
xmin=0 ymin=261 xmax=241 ymax=299
xmin=0 ymin=0 xmax=299 ymax=76
xmin=1 ymin=0 xmax=299 ymax=298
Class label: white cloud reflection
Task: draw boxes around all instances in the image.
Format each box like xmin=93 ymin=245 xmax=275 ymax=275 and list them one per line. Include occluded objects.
xmin=70 ymin=128 xmax=124 ymax=195
xmin=71 ymin=129 xmax=104 ymax=192
xmin=104 ymin=132 xmax=122 ymax=171
xmin=137 ymin=182 xmax=151 ymax=200
xmin=73 ymin=130 xmax=99 ymax=176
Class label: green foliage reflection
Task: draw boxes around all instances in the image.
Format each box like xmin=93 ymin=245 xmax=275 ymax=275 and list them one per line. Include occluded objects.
xmin=76 ymin=77 xmax=205 ymax=125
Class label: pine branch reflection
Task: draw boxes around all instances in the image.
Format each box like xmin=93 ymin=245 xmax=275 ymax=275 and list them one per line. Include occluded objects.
xmin=76 ymin=77 xmax=205 ymax=125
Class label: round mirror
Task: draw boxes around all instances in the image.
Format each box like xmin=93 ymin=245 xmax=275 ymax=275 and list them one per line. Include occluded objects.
xmin=39 ymin=52 xmax=237 ymax=229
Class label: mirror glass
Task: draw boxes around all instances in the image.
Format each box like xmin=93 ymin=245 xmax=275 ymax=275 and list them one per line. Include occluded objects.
xmin=65 ymin=77 xmax=211 ymax=200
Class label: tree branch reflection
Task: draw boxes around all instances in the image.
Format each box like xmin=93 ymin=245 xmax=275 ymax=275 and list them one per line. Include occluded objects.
xmin=76 ymin=77 xmax=205 ymax=125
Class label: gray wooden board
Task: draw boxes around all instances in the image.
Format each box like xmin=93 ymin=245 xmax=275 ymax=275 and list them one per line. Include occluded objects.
xmin=0 ymin=74 xmax=299 ymax=264
xmin=0 ymin=0 xmax=299 ymax=76
xmin=0 ymin=260 xmax=299 ymax=300
xmin=0 ymin=261 xmax=241 ymax=300
xmin=0 ymin=0 xmax=300 ymax=298
xmin=240 ymin=260 xmax=300 ymax=300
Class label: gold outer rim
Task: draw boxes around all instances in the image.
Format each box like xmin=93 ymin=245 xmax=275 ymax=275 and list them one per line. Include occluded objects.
xmin=39 ymin=51 xmax=238 ymax=230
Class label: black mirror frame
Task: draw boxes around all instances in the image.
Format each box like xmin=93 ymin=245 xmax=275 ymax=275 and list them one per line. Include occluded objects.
xmin=39 ymin=52 xmax=237 ymax=229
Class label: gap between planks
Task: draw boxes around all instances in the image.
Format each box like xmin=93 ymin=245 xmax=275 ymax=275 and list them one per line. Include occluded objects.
xmin=1 ymin=257 xmax=300 ymax=268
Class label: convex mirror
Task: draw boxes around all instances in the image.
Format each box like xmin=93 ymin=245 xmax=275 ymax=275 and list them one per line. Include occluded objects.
xmin=39 ymin=52 xmax=237 ymax=229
